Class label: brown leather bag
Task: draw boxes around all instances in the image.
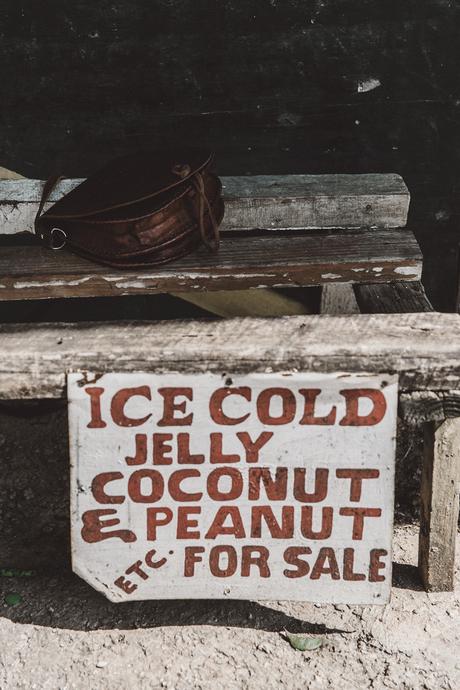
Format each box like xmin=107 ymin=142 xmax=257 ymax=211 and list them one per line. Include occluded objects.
xmin=34 ymin=149 xmax=224 ymax=267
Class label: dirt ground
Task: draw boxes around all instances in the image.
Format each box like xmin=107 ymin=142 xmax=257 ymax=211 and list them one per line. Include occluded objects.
xmin=0 ymin=527 xmax=459 ymax=689
xmin=0 ymin=408 xmax=458 ymax=689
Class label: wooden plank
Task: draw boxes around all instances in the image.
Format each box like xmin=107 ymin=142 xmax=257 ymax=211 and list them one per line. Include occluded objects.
xmin=0 ymin=313 xmax=459 ymax=399
xmin=399 ymin=390 xmax=460 ymax=425
xmin=171 ymin=289 xmax=313 ymax=317
xmin=320 ymin=284 xmax=360 ymax=314
xmin=354 ymin=281 xmax=433 ymax=313
xmin=0 ymin=173 xmax=410 ymax=236
xmin=222 ymin=174 xmax=410 ymax=230
xmin=419 ymin=419 xmax=460 ymax=591
xmin=0 ymin=230 xmax=422 ymax=301
xmin=0 ymin=167 xmax=313 ymax=317
xmin=0 ymin=166 xmax=24 ymax=180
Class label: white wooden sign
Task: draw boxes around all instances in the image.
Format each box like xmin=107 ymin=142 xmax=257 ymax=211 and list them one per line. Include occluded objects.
xmin=68 ymin=372 xmax=398 ymax=604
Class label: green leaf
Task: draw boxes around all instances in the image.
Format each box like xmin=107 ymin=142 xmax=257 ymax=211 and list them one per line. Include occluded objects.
xmin=283 ymin=631 xmax=323 ymax=652
xmin=5 ymin=593 xmax=22 ymax=606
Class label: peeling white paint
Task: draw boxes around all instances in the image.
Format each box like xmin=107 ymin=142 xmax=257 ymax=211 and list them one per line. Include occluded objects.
xmin=372 ymin=267 xmax=383 ymax=273
xmin=114 ymin=281 xmax=149 ymax=289
xmin=14 ymin=277 xmax=92 ymax=289
xmin=394 ymin=266 xmax=419 ymax=276
xmin=321 ymin=273 xmax=342 ymax=280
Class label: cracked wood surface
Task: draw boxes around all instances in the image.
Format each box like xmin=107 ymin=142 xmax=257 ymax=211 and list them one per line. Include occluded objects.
xmin=354 ymin=281 xmax=433 ymax=313
xmin=419 ymin=419 xmax=460 ymax=591
xmin=0 ymin=230 xmax=422 ymax=300
xmin=0 ymin=312 xmax=458 ymax=398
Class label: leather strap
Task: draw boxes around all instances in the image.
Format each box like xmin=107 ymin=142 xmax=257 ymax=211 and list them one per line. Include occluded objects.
xmin=191 ymin=171 xmax=220 ymax=252
xmin=35 ymin=175 xmax=67 ymax=248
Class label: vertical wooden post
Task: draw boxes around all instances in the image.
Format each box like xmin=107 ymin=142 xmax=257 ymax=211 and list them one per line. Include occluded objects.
xmin=320 ymin=284 xmax=360 ymax=314
xmin=419 ymin=418 xmax=460 ymax=591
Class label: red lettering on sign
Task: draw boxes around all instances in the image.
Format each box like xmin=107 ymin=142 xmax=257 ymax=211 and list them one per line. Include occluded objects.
xmin=369 ymin=549 xmax=388 ymax=582
xmin=241 ymin=546 xmax=271 ymax=577
xmin=343 ymin=548 xmax=366 ymax=581
xmin=84 ymin=387 xmax=107 ymax=428
xmin=250 ymin=506 xmax=294 ymax=538
xmin=125 ymin=434 xmax=147 ymax=465
xmin=177 ymin=506 xmax=201 ymax=539
xmin=111 ymin=386 xmax=152 ymax=427
xmin=177 ymin=433 xmax=205 ymax=464
xmin=209 ymin=433 xmax=240 ymax=464
xmin=205 ymin=507 xmax=246 ymax=539
xmin=145 ymin=549 xmax=167 ymax=569
xmin=91 ymin=472 xmax=125 ymax=504
xmin=81 ymin=508 xmax=136 ymax=543
xmin=114 ymin=575 xmax=137 ymax=594
xmin=310 ymin=547 xmax=340 ymax=580
xmin=169 ymin=469 xmax=202 ymax=502
xmin=209 ymin=545 xmax=238 ymax=577
xmin=299 ymin=389 xmax=337 ymax=425
xmin=336 ymin=469 xmax=380 ymax=501
xmin=128 ymin=469 xmax=164 ymax=503
xmin=153 ymin=434 xmax=173 ymax=465
xmin=300 ymin=506 xmax=333 ymax=539
xmin=293 ymin=468 xmax=329 ymax=503
xmin=257 ymin=388 xmax=296 ymax=425
xmin=248 ymin=467 xmax=288 ymax=500
xmin=339 ymin=507 xmax=382 ymax=539
xmin=158 ymin=388 xmax=193 ymax=426
xmin=125 ymin=560 xmax=149 ymax=580
xmin=209 ymin=387 xmax=251 ymax=425
xmin=146 ymin=507 xmax=173 ymax=540
xmin=207 ymin=467 xmax=243 ymax=500
xmin=339 ymin=388 xmax=387 ymax=426
xmin=236 ymin=431 xmax=273 ymax=462
xmin=184 ymin=546 xmax=205 ymax=576
xmin=283 ymin=546 xmax=312 ymax=578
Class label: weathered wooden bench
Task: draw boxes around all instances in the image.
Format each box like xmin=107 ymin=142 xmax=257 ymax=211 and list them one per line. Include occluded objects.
xmin=0 ymin=171 xmax=458 ymax=593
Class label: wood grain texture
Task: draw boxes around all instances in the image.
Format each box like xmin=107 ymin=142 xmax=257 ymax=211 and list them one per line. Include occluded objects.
xmin=419 ymin=419 xmax=460 ymax=592
xmin=399 ymin=391 xmax=460 ymax=425
xmin=320 ymin=284 xmax=360 ymax=315
xmin=354 ymin=281 xmax=433 ymax=313
xmin=0 ymin=312 xmax=459 ymax=399
xmin=0 ymin=230 xmax=422 ymax=301
xmin=222 ymin=174 xmax=409 ymax=230
xmin=0 ymin=174 xmax=409 ymax=236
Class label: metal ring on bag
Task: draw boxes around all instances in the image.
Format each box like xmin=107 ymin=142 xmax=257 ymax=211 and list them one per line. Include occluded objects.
xmin=49 ymin=227 xmax=67 ymax=250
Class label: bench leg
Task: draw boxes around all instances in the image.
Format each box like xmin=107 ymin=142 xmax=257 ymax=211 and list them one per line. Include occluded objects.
xmin=419 ymin=418 xmax=460 ymax=591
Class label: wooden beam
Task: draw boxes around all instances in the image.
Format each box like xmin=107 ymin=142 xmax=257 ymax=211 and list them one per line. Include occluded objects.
xmin=171 ymin=289 xmax=313 ymax=317
xmin=419 ymin=419 xmax=460 ymax=591
xmin=0 ymin=167 xmax=313 ymax=317
xmin=0 ymin=312 xmax=459 ymax=398
xmin=320 ymin=284 xmax=360 ymax=314
xmin=0 ymin=173 xmax=410 ymax=236
xmin=399 ymin=390 xmax=460 ymax=425
xmin=0 ymin=230 xmax=422 ymax=301
xmin=0 ymin=166 xmax=25 ymax=180
xmin=354 ymin=281 xmax=433 ymax=313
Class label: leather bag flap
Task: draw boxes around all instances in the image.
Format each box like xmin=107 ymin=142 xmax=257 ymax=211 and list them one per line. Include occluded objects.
xmin=43 ymin=149 xmax=213 ymax=220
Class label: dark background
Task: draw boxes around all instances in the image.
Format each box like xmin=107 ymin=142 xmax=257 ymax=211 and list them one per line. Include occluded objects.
xmin=1 ymin=0 xmax=459 ymax=309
